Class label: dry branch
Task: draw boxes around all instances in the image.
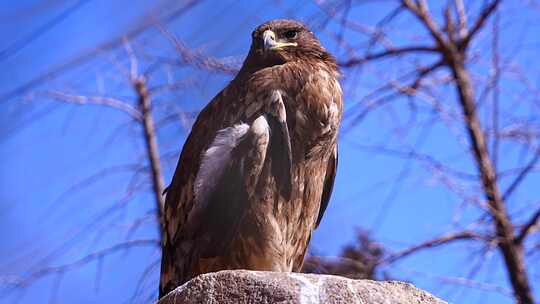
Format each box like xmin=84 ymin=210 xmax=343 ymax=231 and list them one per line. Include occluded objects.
xmin=134 ymin=77 xmax=166 ymax=238
xmin=0 ymin=0 xmax=201 ymax=103
xmin=336 ymin=1 xmax=536 ymax=302
xmin=5 ymin=239 xmax=159 ymax=290
xmin=382 ymin=231 xmax=483 ymax=265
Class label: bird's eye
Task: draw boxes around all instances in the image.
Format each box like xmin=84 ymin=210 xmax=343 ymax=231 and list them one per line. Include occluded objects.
xmin=284 ymin=30 xmax=297 ymax=39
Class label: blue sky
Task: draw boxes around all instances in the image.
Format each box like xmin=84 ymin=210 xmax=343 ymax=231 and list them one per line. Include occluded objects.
xmin=1 ymin=0 xmax=539 ymax=303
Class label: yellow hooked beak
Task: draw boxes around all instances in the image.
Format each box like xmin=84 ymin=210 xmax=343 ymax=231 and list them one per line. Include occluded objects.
xmin=263 ymin=30 xmax=297 ymax=51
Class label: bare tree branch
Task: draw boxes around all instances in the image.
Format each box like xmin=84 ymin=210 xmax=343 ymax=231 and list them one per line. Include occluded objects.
xmin=134 ymin=76 xmax=165 ymax=238
xmin=391 ymin=264 xmax=513 ymax=297
xmin=502 ymin=147 xmax=540 ymax=201
xmin=0 ymin=0 xmax=91 ymax=62
xmin=339 ymin=46 xmax=438 ymax=67
xmin=515 ymin=207 xmax=540 ymax=245
xmin=0 ymin=0 xmax=201 ymax=102
xmin=40 ymin=90 xmax=143 ymax=120
xmin=5 ymin=239 xmax=159 ymax=290
xmin=157 ymin=24 xmax=239 ymax=75
xmin=460 ymin=0 xmax=502 ymax=49
xmin=453 ymin=0 xmax=468 ymax=39
xmin=339 ymin=1 xmax=537 ymax=302
xmin=382 ymin=231 xmax=484 ymax=265
xmin=401 ymin=0 xmax=450 ymax=51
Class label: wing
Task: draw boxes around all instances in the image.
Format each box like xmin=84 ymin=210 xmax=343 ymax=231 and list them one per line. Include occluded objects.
xmin=190 ymin=116 xmax=270 ymax=257
xmin=264 ymin=90 xmax=293 ymax=200
xmin=159 ymin=86 xmax=243 ymax=297
xmin=315 ymin=146 xmax=338 ymax=228
xmin=187 ymin=90 xmax=293 ymax=236
xmin=187 ymin=90 xmax=294 ymax=250
xmin=159 ymin=82 xmax=293 ymax=297
xmin=175 ymin=113 xmax=289 ymax=269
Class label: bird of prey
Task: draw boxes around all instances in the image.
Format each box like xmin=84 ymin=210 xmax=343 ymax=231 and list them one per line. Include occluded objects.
xmin=159 ymin=19 xmax=342 ymax=298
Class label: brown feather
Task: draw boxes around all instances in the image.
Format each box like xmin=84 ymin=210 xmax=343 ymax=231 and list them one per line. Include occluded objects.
xmin=159 ymin=19 xmax=343 ymax=298
xmin=316 ymin=147 xmax=338 ymax=228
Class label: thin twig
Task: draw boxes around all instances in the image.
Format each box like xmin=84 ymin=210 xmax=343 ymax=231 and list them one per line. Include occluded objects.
xmin=514 ymin=208 xmax=540 ymax=245
xmin=381 ymin=231 xmax=483 ymax=265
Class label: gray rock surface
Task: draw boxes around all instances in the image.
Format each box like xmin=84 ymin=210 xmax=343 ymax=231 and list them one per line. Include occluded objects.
xmin=158 ymin=270 xmax=447 ymax=304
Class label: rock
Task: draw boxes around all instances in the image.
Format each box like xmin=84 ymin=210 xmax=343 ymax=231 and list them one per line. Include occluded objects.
xmin=158 ymin=270 xmax=447 ymax=304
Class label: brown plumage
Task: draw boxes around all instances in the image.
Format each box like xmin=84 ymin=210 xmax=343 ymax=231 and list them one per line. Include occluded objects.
xmin=159 ymin=19 xmax=343 ymax=298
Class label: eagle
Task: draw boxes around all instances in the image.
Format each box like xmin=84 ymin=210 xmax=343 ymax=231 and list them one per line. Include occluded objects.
xmin=159 ymin=19 xmax=342 ymax=298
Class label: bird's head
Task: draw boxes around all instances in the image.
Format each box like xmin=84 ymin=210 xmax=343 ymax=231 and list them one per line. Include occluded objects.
xmin=242 ymin=19 xmax=336 ymax=72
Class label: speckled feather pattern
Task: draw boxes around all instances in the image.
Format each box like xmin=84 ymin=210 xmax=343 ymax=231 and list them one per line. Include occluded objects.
xmin=159 ymin=19 xmax=343 ymax=298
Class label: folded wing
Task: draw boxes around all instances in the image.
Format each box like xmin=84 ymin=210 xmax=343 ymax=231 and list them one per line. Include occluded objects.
xmin=186 ymin=109 xmax=292 ymax=257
